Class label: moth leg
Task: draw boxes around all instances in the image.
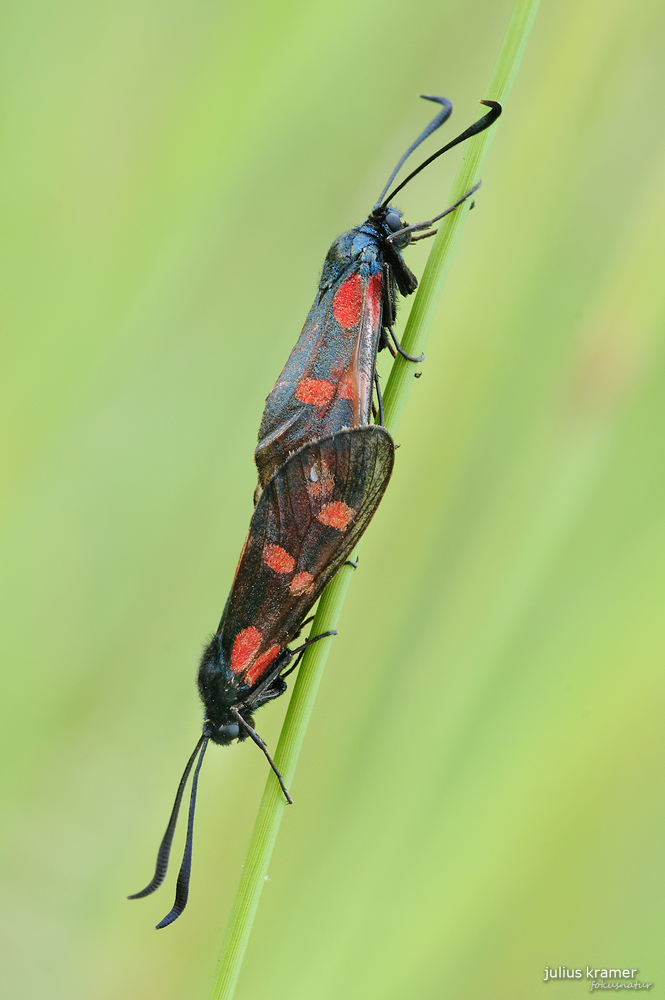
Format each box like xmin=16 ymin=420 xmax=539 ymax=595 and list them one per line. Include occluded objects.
xmin=409 ymin=229 xmax=437 ymax=243
xmin=290 ymin=614 xmax=316 ymax=643
xmin=281 ymin=629 xmax=338 ymax=680
xmin=246 ymin=622 xmax=336 ymax=707
xmin=245 ymin=664 xmax=288 ymax=711
xmin=256 ymin=677 xmax=287 ymax=702
xmin=278 ymin=612 xmax=325 ymax=681
xmin=291 ymin=630 xmax=338 ymax=655
xmin=387 ymin=325 xmax=425 ymax=363
xmin=384 ymin=334 xmax=398 ymax=359
xmin=374 ymin=371 xmax=385 ymax=427
xmin=343 ymin=557 xmax=359 ymax=569
xmin=279 ymin=649 xmax=305 ymax=681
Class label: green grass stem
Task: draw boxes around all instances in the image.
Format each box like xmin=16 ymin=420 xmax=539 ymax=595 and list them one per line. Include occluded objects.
xmin=207 ymin=2 xmax=540 ymax=996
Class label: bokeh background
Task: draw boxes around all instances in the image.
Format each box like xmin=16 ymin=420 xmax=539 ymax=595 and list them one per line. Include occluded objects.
xmin=2 ymin=0 xmax=665 ymax=997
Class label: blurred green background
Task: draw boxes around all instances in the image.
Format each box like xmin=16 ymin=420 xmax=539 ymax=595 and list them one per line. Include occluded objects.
xmin=2 ymin=0 xmax=664 ymax=997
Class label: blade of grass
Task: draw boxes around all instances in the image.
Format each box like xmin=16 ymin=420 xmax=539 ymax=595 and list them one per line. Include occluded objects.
xmin=384 ymin=0 xmax=540 ymax=431
xmin=208 ymin=2 xmax=540 ymax=997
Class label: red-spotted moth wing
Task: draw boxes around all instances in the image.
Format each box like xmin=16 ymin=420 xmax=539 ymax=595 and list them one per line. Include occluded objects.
xmin=203 ymin=425 xmax=394 ymax=705
xmin=254 ymin=255 xmax=386 ymax=490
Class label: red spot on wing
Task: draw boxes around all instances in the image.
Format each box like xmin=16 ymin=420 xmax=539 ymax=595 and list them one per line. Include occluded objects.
xmin=290 ymin=571 xmax=315 ymax=596
xmin=263 ymin=544 xmax=295 ymax=574
xmin=230 ymin=626 xmax=262 ymax=674
xmin=367 ymin=272 xmax=382 ymax=328
xmin=246 ymin=644 xmax=281 ymax=685
xmin=295 ymin=378 xmax=336 ymax=406
xmin=333 ymin=273 xmax=362 ymax=328
xmin=338 ymin=377 xmax=354 ymax=399
xmin=317 ymin=501 xmax=355 ymax=531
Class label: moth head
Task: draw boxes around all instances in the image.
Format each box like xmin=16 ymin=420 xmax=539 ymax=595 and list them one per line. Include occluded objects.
xmin=203 ymin=718 xmax=239 ymax=745
xmin=373 ymin=204 xmax=411 ymax=249
xmin=203 ymin=713 xmax=255 ymax=746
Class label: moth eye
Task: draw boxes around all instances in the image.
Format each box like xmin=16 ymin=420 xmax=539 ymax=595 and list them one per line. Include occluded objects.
xmin=310 ymin=466 xmax=319 ymax=482
xmin=385 ymin=211 xmax=402 ymax=232
xmin=218 ymin=722 xmax=240 ymax=741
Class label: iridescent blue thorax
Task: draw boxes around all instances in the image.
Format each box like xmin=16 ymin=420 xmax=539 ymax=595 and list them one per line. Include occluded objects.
xmin=317 ymin=209 xmax=412 ymax=292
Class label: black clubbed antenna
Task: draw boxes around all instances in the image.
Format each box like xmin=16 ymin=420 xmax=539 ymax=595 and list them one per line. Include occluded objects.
xmin=375 ymin=95 xmax=453 ymax=208
xmin=154 ymin=736 xmax=209 ymax=929
xmin=380 ymin=100 xmax=502 ymax=207
xmin=128 ymin=735 xmax=207 ymax=917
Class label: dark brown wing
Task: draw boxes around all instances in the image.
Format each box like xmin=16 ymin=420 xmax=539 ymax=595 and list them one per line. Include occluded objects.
xmin=218 ymin=425 xmax=394 ymax=691
xmin=254 ymin=264 xmax=384 ymax=489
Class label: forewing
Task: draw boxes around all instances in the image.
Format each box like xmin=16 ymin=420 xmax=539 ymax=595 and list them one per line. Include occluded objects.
xmin=254 ymin=265 xmax=383 ymax=488
xmin=220 ymin=426 xmax=394 ymax=688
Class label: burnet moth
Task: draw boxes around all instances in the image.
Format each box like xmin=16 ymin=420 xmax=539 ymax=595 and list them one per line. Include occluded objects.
xmin=255 ymin=97 xmax=501 ymax=489
xmin=129 ymin=96 xmax=501 ymax=928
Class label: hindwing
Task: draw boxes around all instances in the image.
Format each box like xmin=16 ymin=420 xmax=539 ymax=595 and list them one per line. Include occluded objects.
xmin=218 ymin=425 xmax=394 ymax=693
